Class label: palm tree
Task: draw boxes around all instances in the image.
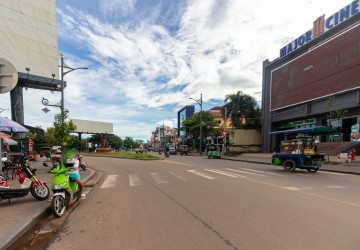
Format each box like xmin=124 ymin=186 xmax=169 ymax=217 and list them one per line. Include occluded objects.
xmin=221 ymin=91 xmax=258 ymax=129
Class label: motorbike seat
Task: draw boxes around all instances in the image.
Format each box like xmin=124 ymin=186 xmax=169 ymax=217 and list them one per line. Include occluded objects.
xmin=0 ymin=172 xmax=9 ymax=180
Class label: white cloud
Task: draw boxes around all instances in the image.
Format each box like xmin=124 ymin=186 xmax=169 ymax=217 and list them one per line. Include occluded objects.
xmin=1 ymin=0 xmax=351 ymax=141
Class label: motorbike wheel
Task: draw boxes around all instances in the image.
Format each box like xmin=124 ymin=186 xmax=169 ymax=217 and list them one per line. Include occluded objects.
xmin=283 ymin=159 xmax=297 ymax=172
xmin=31 ymin=183 xmax=50 ymax=200
xmin=80 ymin=163 xmax=87 ymax=171
xmin=307 ymin=168 xmax=319 ymax=173
xmin=51 ymin=196 xmax=67 ymax=217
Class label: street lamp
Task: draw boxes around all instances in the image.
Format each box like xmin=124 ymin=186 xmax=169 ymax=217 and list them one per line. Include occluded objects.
xmin=42 ymin=53 xmax=88 ymax=121
xmin=189 ymin=93 xmax=203 ymax=156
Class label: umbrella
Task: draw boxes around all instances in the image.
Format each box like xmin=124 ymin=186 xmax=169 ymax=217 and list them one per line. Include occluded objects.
xmin=0 ymin=116 xmax=29 ymax=133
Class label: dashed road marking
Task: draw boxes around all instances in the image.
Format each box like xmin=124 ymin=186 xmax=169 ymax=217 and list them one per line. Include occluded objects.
xmin=226 ymin=168 xmax=268 ymax=177
xmin=100 ymin=175 xmax=118 ymax=188
xmin=150 ymin=172 xmax=169 ymax=184
xmin=205 ymin=169 xmax=242 ymax=178
xmin=283 ymin=187 xmax=300 ymax=191
xmin=168 ymin=171 xmax=188 ymax=182
xmin=129 ymin=174 xmax=143 ymax=187
xmin=187 ymin=170 xmax=216 ymax=179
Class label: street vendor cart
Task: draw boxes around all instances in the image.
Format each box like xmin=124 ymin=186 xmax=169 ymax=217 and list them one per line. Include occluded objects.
xmin=270 ymin=126 xmax=339 ymax=173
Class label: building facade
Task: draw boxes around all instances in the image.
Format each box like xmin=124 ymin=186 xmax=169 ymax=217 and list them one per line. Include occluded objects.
xmin=177 ymin=105 xmax=195 ymax=142
xmin=262 ymin=1 xmax=360 ymax=152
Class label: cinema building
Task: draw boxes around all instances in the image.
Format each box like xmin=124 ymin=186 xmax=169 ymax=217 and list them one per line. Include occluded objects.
xmin=262 ymin=1 xmax=360 ymax=153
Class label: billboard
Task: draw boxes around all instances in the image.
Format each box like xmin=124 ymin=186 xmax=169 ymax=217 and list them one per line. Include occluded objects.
xmin=71 ymin=119 xmax=113 ymax=134
xmin=177 ymin=106 xmax=195 ymax=137
xmin=0 ymin=1 xmax=58 ymax=78
xmin=271 ymin=23 xmax=360 ymax=110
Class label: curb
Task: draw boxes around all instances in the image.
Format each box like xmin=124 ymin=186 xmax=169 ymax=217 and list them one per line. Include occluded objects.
xmin=221 ymin=157 xmax=360 ymax=175
xmin=0 ymin=168 xmax=96 ymax=250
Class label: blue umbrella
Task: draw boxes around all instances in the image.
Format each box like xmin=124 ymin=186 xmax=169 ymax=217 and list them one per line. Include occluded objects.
xmin=0 ymin=116 xmax=29 ymax=133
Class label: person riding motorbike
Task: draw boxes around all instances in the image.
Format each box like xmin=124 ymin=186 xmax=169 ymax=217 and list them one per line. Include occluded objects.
xmin=48 ymin=147 xmax=86 ymax=201
xmin=64 ymin=148 xmax=86 ymax=199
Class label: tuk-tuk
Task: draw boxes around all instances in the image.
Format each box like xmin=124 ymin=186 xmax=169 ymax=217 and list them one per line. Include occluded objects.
xmin=206 ymin=136 xmax=224 ymax=159
xmin=270 ymin=126 xmax=339 ymax=173
xmin=179 ymin=145 xmax=189 ymax=155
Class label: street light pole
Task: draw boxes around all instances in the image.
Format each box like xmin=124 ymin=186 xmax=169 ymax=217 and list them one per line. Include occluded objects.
xmin=61 ymin=53 xmax=65 ymax=118
xmin=42 ymin=53 xmax=88 ymax=120
xmin=190 ymin=93 xmax=203 ymax=156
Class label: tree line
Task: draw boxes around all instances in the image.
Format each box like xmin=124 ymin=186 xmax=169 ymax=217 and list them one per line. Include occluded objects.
xmin=180 ymin=91 xmax=261 ymax=138
xmin=26 ymin=110 xmax=143 ymax=153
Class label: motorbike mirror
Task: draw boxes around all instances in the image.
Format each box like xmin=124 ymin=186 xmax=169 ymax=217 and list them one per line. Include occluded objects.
xmin=43 ymin=162 xmax=49 ymax=167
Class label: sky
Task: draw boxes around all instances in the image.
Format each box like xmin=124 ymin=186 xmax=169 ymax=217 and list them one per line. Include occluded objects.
xmin=0 ymin=0 xmax=353 ymax=141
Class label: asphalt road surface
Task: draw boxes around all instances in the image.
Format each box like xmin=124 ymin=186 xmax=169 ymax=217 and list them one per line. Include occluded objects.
xmin=47 ymin=154 xmax=360 ymax=250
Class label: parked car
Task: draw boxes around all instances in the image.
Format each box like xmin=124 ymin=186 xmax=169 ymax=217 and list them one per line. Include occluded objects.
xmin=135 ymin=148 xmax=144 ymax=153
xmin=168 ymin=147 xmax=177 ymax=155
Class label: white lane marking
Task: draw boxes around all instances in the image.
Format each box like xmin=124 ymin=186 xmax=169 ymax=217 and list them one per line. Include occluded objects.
xmin=226 ymin=168 xmax=268 ymax=177
xmin=161 ymin=160 xmax=195 ymax=167
xmin=205 ymin=169 xmax=242 ymax=178
xmin=325 ymin=185 xmax=346 ymax=189
xmin=283 ymin=187 xmax=300 ymax=191
xmin=187 ymin=170 xmax=216 ymax=179
xmin=242 ymin=168 xmax=279 ymax=175
xmin=150 ymin=172 xmax=169 ymax=184
xmin=168 ymin=171 xmax=188 ymax=182
xmin=321 ymin=171 xmax=348 ymax=176
xmin=100 ymin=175 xmax=118 ymax=188
xmin=129 ymin=174 xmax=143 ymax=187
xmin=297 ymin=173 xmax=314 ymax=176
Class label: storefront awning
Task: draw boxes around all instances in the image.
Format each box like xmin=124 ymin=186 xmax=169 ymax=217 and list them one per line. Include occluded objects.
xmin=270 ymin=126 xmax=340 ymax=136
xmin=2 ymin=138 xmax=18 ymax=145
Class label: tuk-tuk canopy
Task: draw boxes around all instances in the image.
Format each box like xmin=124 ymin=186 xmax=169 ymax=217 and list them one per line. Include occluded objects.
xmin=270 ymin=126 xmax=340 ymax=136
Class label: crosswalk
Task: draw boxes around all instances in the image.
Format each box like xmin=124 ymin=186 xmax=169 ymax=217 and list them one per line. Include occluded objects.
xmin=101 ymin=168 xmax=342 ymax=188
xmin=99 ymin=167 xmax=350 ymax=192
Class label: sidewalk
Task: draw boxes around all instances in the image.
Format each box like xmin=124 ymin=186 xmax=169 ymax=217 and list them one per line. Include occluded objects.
xmin=0 ymin=157 xmax=95 ymax=250
xmin=221 ymin=153 xmax=360 ymax=175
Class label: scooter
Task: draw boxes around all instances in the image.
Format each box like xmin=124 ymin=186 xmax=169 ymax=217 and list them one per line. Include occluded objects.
xmin=44 ymin=162 xmax=81 ymax=217
xmin=0 ymin=156 xmax=50 ymax=203
xmin=79 ymin=154 xmax=87 ymax=171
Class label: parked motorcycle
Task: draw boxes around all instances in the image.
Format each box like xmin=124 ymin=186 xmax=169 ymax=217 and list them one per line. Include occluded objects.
xmin=44 ymin=148 xmax=82 ymax=217
xmin=79 ymin=154 xmax=86 ymax=171
xmin=0 ymin=155 xmax=50 ymax=203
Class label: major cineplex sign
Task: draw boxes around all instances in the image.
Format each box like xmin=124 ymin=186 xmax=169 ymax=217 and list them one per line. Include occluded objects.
xmin=280 ymin=0 xmax=360 ymax=58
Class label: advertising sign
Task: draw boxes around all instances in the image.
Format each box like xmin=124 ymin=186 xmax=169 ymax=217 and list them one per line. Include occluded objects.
xmin=350 ymin=124 xmax=359 ymax=141
xmin=271 ymin=24 xmax=360 ymax=110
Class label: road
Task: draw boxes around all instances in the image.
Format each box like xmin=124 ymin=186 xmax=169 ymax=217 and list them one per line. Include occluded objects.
xmin=47 ymin=154 xmax=360 ymax=250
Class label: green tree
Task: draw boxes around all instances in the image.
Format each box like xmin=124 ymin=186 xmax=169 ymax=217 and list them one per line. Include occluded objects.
xmin=88 ymin=134 xmax=123 ymax=149
xmin=326 ymin=96 xmax=347 ymax=128
xmin=221 ymin=91 xmax=260 ymax=129
xmin=53 ymin=109 xmax=77 ymax=146
xmin=44 ymin=127 xmax=57 ymax=146
xmin=123 ymin=137 xmax=136 ymax=149
xmin=181 ymin=111 xmax=219 ymax=139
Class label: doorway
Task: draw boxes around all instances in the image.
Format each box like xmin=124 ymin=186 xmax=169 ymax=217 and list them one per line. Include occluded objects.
xmin=342 ymin=117 xmax=357 ymax=141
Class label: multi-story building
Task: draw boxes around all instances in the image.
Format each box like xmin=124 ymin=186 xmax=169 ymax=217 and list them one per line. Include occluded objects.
xmin=150 ymin=125 xmax=178 ymax=148
xmin=262 ymin=1 xmax=360 ymax=152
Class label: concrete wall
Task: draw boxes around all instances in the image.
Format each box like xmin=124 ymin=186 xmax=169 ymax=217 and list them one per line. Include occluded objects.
xmin=0 ymin=0 xmax=58 ymax=78
xmin=229 ymin=129 xmax=262 ymax=152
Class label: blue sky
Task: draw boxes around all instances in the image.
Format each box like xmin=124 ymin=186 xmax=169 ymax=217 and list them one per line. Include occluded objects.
xmin=0 ymin=0 xmax=353 ymax=141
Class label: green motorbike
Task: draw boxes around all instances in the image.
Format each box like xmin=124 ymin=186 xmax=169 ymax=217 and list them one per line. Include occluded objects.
xmin=44 ymin=148 xmax=82 ymax=217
